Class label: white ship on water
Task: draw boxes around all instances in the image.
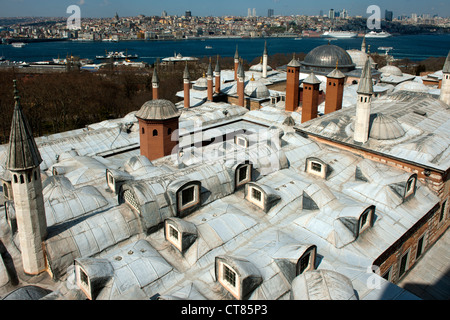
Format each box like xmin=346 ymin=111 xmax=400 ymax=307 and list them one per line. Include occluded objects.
xmin=11 ymin=42 xmax=27 ymax=48
xmin=322 ymin=30 xmax=357 ymax=39
xmin=96 ymin=51 xmax=139 ymax=60
xmin=365 ymin=31 xmax=392 ymax=38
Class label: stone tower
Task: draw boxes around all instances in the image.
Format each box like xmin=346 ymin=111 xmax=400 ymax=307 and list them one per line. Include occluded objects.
xmin=439 ymin=51 xmax=450 ymax=105
xmin=324 ymin=66 xmax=346 ymax=114
xmin=7 ymin=80 xmax=47 ymax=275
xmin=301 ymin=72 xmax=321 ymax=123
xmin=354 ymin=59 xmax=374 ymax=144
xmin=152 ymin=67 xmax=160 ymax=100
xmin=285 ymin=55 xmax=301 ymax=112
xmin=183 ymin=63 xmax=190 ymax=109
xmin=136 ymin=99 xmax=181 ymax=161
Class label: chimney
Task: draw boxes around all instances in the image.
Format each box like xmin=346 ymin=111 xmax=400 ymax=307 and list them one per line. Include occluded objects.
xmin=207 ymin=58 xmax=214 ymax=102
xmin=301 ymin=72 xmax=321 ymax=123
xmin=324 ymin=65 xmax=346 ymax=114
xmin=354 ymin=59 xmax=374 ymax=144
xmin=215 ymin=55 xmax=221 ymax=94
xmin=152 ymin=67 xmax=160 ymax=100
xmin=285 ymin=55 xmax=301 ymax=112
xmin=237 ymin=60 xmax=245 ymax=107
xmin=183 ymin=63 xmax=190 ymax=109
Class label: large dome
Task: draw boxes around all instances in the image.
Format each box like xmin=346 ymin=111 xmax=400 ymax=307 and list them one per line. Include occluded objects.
xmin=245 ymin=78 xmax=270 ymax=99
xmin=369 ymin=113 xmax=406 ymax=140
xmin=302 ymin=44 xmax=355 ymax=73
xmin=135 ymin=99 xmax=181 ymax=121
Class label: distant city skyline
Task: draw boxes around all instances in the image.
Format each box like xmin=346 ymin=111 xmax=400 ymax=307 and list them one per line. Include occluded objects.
xmin=1 ymin=0 xmax=449 ymax=18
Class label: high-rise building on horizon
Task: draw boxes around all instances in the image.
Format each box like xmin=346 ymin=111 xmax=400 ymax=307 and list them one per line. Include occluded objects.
xmin=268 ymin=9 xmax=274 ymax=18
xmin=329 ymin=9 xmax=335 ymax=19
xmin=385 ymin=10 xmax=393 ymax=21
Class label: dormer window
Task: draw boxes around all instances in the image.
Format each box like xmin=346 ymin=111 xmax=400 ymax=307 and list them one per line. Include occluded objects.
xmin=122 ymin=189 xmax=141 ymax=214
xmin=297 ymin=248 xmax=316 ymax=275
xmin=164 ymin=218 xmax=198 ymax=253
xmin=305 ymin=157 xmax=328 ymax=179
xmin=235 ymin=135 xmax=248 ymax=148
xmin=180 ymin=185 xmax=196 ymax=208
xmin=174 ymin=181 xmax=201 ymax=217
xmin=245 ymin=182 xmax=281 ymax=213
xmin=404 ymin=174 xmax=417 ymax=199
xmin=235 ymin=163 xmax=252 ymax=189
xmin=359 ymin=207 xmax=374 ymax=234
xmin=76 ymin=265 xmax=91 ymax=299
xmin=220 ymin=262 xmax=239 ymax=298
xmin=166 ymin=224 xmax=181 ymax=251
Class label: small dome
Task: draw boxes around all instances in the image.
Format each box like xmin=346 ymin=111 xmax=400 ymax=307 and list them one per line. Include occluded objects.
xmin=249 ymin=62 xmax=273 ymax=73
xmin=380 ymin=65 xmax=403 ymax=77
xmin=394 ymin=80 xmax=429 ymax=93
xmin=193 ymin=76 xmax=208 ymax=91
xmin=369 ymin=113 xmax=406 ymax=140
xmin=302 ymin=44 xmax=355 ymax=73
xmin=245 ymin=78 xmax=270 ymax=99
xmin=135 ymin=99 xmax=180 ymax=121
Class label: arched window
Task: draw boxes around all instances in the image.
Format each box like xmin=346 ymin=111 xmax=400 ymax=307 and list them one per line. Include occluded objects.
xmin=13 ymin=175 xmax=18 ymax=184
xmin=20 ymin=175 xmax=24 ymax=184
xmin=153 ymin=129 xmax=158 ymax=137
xmin=142 ymin=127 xmax=145 ymax=135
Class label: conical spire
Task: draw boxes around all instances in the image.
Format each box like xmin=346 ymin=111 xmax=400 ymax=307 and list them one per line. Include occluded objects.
xmin=238 ymin=59 xmax=245 ymax=79
xmin=215 ymin=55 xmax=221 ymax=73
xmin=207 ymin=57 xmax=213 ymax=77
xmin=152 ymin=67 xmax=159 ymax=84
xmin=357 ymin=59 xmax=374 ymax=95
xmin=303 ymin=72 xmax=321 ymax=85
xmin=7 ymin=80 xmax=42 ymax=171
xmin=263 ymin=41 xmax=268 ymax=56
xmin=443 ymin=50 xmax=450 ymax=74
xmin=183 ymin=62 xmax=190 ymax=80
xmin=234 ymin=45 xmax=239 ymax=60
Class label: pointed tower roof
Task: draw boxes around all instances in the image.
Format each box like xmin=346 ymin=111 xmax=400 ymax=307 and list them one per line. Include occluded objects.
xmin=7 ymin=80 xmax=42 ymax=171
xmin=263 ymin=41 xmax=268 ymax=56
xmin=288 ymin=54 xmax=301 ymax=68
xmin=303 ymin=72 xmax=321 ymax=85
xmin=183 ymin=62 xmax=190 ymax=80
xmin=234 ymin=45 xmax=239 ymax=60
xmin=206 ymin=58 xmax=213 ymax=77
xmin=327 ymin=61 xmax=345 ymax=79
xmin=215 ymin=55 xmax=221 ymax=73
xmin=238 ymin=60 xmax=245 ymax=79
xmin=152 ymin=67 xmax=159 ymax=84
xmin=357 ymin=59 xmax=374 ymax=95
xmin=443 ymin=50 xmax=450 ymax=74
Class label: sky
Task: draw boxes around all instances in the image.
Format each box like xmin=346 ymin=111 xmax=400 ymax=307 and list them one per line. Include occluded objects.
xmin=1 ymin=0 xmax=449 ymax=18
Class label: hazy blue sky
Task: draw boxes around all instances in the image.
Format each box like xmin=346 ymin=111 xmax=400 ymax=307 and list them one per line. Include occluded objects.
xmin=1 ymin=0 xmax=449 ymax=18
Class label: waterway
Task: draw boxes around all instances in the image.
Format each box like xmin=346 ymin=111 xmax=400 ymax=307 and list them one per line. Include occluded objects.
xmin=1 ymin=34 xmax=449 ymax=66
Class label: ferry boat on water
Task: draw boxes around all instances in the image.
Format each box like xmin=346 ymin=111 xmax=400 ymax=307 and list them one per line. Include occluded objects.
xmin=96 ymin=51 xmax=139 ymax=60
xmin=365 ymin=31 xmax=392 ymax=38
xmin=11 ymin=42 xmax=26 ymax=48
xmin=321 ymin=30 xmax=357 ymax=39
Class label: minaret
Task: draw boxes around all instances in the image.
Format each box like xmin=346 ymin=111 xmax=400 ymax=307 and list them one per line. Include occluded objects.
xmin=439 ymin=51 xmax=450 ymax=105
xmin=301 ymin=72 xmax=321 ymax=123
xmin=234 ymin=45 xmax=239 ymax=81
xmin=183 ymin=62 xmax=190 ymax=109
xmin=207 ymin=58 xmax=214 ymax=102
xmin=325 ymin=62 xmax=346 ymax=114
xmin=152 ymin=67 xmax=160 ymax=100
xmin=285 ymin=55 xmax=301 ymax=112
xmin=262 ymin=41 xmax=268 ymax=79
xmin=361 ymin=36 xmax=366 ymax=53
xmin=354 ymin=59 xmax=374 ymax=144
xmin=237 ymin=60 xmax=245 ymax=107
xmin=215 ymin=55 xmax=221 ymax=94
xmin=7 ymin=80 xmax=47 ymax=275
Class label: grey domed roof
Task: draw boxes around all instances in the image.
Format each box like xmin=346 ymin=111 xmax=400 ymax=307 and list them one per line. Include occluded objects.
xmin=380 ymin=65 xmax=403 ymax=77
xmin=193 ymin=76 xmax=208 ymax=91
xmin=302 ymin=44 xmax=355 ymax=73
xmin=369 ymin=113 xmax=406 ymax=140
xmin=135 ymin=99 xmax=181 ymax=121
xmin=245 ymin=78 xmax=270 ymax=99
